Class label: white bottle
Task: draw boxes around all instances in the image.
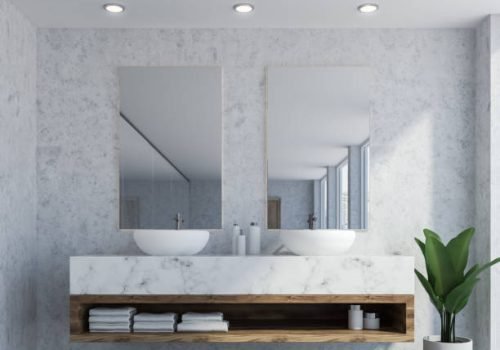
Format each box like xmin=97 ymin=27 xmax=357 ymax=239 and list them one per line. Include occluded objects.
xmin=237 ymin=230 xmax=246 ymax=256
xmin=232 ymin=224 xmax=240 ymax=255
xmin=348 ymin=305 xmax=363 ymax=330
xmin=248 ymin=222 xmax=261 ymax=255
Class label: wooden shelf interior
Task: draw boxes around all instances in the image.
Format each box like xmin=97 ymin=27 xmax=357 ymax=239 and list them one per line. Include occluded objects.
xmin=70 ymin=295 xmax=414 ymax=343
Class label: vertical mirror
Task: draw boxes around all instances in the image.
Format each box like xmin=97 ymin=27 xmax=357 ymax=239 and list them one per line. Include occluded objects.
xmin=119 ymin=67 xmax=222 ymax=230
xmin=267 ymin=67 xmax=370 ymax=230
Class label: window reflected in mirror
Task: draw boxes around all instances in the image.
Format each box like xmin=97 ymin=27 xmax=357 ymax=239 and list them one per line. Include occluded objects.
xmin=267 ymin=67 xmax=370 ymax=230
xmin=119 ymin=67 xmax=222 ymax=230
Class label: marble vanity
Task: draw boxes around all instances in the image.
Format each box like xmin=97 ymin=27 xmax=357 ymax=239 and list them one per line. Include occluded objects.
xmin=70 ymin=255 xmax=415 ymax=343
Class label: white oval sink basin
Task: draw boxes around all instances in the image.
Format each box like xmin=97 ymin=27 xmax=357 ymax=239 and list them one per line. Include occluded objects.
xmin=133 ymin=230 xmax=209 ymax=256
xmin=280 ymin=230 xmax=356 ymax=256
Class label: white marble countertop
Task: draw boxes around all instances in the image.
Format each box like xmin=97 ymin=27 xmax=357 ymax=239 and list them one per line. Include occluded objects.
xmin=70 ymin=255 xmax=414 ymax=295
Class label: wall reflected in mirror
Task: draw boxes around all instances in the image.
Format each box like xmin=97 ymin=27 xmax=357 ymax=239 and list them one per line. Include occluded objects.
xmin=119 ymin=67 xmax=222 ymax=230
xmin=267 ymin=67 xmax=370 ymax=230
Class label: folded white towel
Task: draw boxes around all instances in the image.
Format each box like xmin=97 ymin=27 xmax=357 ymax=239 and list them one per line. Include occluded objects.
xmin=134 ymin=313 xmax=177 ymax=322
xmin=177 ymin=320 xmax=229 ymax=332
xmin=89 ymin=315 xmax=132 ymax=323
xmin=89 ymin=329 xmax=131 ymax=333
xmin=134 ymin=321 xmax=176 ymax=330
xmin=89 ymin=322 xmax=131 ymax=329
xmin=133 ymin=320 xmax=176 ymax=333
xmin=182 ymin=312 xmax=224 ymax=322
xmin=89 ymin=307 xmax=137 ymax=317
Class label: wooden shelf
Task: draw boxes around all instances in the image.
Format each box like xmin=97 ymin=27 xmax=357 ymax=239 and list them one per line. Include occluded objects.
xmin=71 ymin=328 xmax=412 ymax=343
xmin=70 ymin=294 xmax=414 ymax=343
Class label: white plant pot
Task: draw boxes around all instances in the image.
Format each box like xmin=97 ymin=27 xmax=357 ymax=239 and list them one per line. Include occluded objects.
xmin=423 ymin=336 xmax=473 ymax=350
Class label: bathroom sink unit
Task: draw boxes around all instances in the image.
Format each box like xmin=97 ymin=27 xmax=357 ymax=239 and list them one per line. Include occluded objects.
xmin=280 ymin=230 xmax=356 ymax=256
xmin=133 ymin=230 xmax=209 ymax=256
xmin=70 ymin=256 xmax=414 ymax=343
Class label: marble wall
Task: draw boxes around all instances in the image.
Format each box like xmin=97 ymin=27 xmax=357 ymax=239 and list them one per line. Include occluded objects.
xmin=488 ymin=16 xmax=500 ymax=350
xmin=37 ymin=28 xmax=476 ymax=350
xmin=0 ymin=0 xmax=37 ymax=349
xmin=474 ymin=15 xmax=500 ymax=350
xmin=474 ymin=17 xmax=491 ymax=350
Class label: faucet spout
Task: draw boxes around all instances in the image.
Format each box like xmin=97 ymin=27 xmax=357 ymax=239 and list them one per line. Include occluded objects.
xmin=307 ymin=214 xmax=317 ymax=230
xmin=174 ymin=213 xmax=184 ymax=230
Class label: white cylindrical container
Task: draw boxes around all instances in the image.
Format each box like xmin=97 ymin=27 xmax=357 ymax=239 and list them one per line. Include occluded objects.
xmin=363 ymin=312 xmax=380 ymax=330
xmin=248 ymin=222 xmax=261 ymax=255
xmin=232 ymin=224 xmax=240 ymax=255
xmin=348 ymin=305 xmax=363 ymax=330
xmin=423 ymin=336 xmax=472 ymax=350
xmin=237 ymin=230 xmax=246 ymax=256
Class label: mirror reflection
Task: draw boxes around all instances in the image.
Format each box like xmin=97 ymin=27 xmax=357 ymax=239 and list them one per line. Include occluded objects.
xmin=119 ymin=67 xmax=222 ymax=230
xmin=267 ymin=67 xmax=370 ymax=230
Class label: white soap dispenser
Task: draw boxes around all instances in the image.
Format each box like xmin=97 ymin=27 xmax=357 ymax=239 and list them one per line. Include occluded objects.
xmin=248 ymin=222 xmax=261 ymax=255
xmin=348 ymin=305 xmax=363 ymax=330
xmin=232 ymin=223 xmax=240 ymax=255
xmin=237 ymin=229 xmax=247 ymax=256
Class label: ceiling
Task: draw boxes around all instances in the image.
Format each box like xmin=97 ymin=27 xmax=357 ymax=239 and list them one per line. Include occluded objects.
xmin=267 ymin=67 xmax=370 ymax=181
xmin=119 ymin=67 xmax=222 ymax=181
xmin=119 ymin=119 xmax=187 ymax=182
xmin=15 ymin=0 xmax=500 ymax=28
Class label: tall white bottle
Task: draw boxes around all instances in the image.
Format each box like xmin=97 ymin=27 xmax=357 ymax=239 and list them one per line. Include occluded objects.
xmin=232 ymin=224 xmax=240 ymax=255
xmin=348 ymin=305 xmax=363 ymax=330
xmin=237 ymin=229 xmax=247 ymax=256
xmin=248 ymin=222 xmax=261 ymax=255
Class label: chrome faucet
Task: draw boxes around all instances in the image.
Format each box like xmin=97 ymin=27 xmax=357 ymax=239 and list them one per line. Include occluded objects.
xmin=307 ymin=214 xmax=317 ymax=230
xmin=174 ymin=213 xmax=184 ymax=230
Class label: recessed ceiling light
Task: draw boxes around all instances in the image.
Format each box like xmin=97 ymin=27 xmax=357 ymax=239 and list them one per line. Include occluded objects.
xmin=233 ymin=3 xmax=254 ymax=13
xmin=357 ymin=3 xmax=379 ymax=13
xmin=103 ymin=3 xmax=125 ymax=14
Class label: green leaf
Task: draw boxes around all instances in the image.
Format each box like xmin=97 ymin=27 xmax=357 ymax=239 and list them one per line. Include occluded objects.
xmin=444 ymin=277 xmax=479 ymax=314
xmin=446 ymin=227 xmax=475 ymax=276
xmin=415 ymin=237 xmax=435 ymax=286
xmin=415 ymin=238 xmax=426 ymax=257
xmin=464 ymin=257 xmax=500 ymax=281
xmin=423 ymin=228 xmax=442 ymax=242
xmin=424 ymin=234 xmax=459 ymax=297
xmin=415 ymin=269 xmax=443 ymax=311
xmin=464 ymin=264 xmax=479 ymax=280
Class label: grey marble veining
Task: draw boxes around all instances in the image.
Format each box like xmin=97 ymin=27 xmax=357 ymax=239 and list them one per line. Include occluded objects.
xmin=70 ymin=256 xmax=414 ymax=295
xmin=0 ymin=1 xmax=37 ymax=350
xmin=36 ymin=28 xmax=476 ymax=350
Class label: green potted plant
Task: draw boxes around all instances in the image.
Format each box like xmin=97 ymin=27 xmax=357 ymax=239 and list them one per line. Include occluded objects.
xmin=415 ymin=227 xmax=500 ymax=350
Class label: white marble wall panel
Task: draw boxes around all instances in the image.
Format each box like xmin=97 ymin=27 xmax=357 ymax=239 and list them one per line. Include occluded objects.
xmin=37 ymin=28 xmax=476 ymax=350
xmin=0 ymin=1 xmax=37 ymax=350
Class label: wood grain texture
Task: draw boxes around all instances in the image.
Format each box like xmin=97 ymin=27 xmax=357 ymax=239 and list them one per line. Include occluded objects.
xmin=71 ymin=329 xmax=413 ymax=343
xmin=70 ymin=294 xmax=414 ymax=343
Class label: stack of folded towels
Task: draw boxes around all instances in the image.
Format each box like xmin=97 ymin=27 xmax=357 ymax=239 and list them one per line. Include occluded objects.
xmin=177 ymin=312 xmax=229 ymax=332
xmin=133 ymin=313 xmax=178 ymax=333
xmin=88 ymin=307 xmax=136 ymax=333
